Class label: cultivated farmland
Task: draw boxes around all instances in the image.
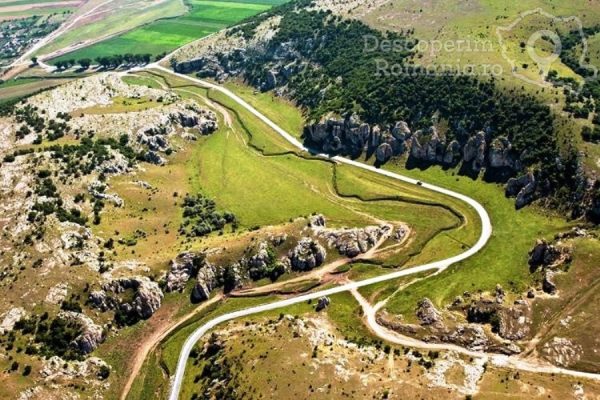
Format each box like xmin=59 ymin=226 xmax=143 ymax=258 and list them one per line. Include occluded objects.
xmin=50 ymin=0 xmax=289 ymax=63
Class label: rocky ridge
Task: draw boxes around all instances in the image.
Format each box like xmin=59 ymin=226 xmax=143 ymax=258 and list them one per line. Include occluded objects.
xmin=89 ymin=276 xmax=163 ymax=321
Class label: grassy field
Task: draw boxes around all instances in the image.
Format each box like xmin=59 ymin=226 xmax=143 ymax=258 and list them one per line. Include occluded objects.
xmin=220 ymin=74 xmax=572 ymax=317
xmin=379 ymin=160 xmax=570 ymax=319
xmin=49 ymin=0 xmax=289 ymax=64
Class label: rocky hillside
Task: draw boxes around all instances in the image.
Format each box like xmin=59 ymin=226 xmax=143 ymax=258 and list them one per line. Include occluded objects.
xmin=171 ymin=1 xmax=598 ymax=219
xmin=0 ymin=73 xmax=219 ymax=398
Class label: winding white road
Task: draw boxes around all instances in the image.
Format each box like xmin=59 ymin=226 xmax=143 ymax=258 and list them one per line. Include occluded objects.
xmin=145 ymin=65 xmax=493 ymax=400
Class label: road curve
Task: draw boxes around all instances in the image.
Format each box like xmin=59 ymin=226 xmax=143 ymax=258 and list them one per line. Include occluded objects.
xmin=140 ymin=65 xmax=492 ymax=400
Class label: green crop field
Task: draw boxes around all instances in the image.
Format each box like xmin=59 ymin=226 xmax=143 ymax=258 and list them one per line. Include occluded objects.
xmin=50 ymin=0 xmax=289 ymax=64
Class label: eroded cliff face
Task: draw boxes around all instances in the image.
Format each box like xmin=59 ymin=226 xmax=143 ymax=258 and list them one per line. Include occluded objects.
xmin=304 ymin=114 xmax=543 ymax=208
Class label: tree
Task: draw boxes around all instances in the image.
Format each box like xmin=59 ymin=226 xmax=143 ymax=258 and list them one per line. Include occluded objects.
xmin=78 ymin=58 xmax=91 ymax=69
xmin=10 ymin=361 xmax=19 ymax=371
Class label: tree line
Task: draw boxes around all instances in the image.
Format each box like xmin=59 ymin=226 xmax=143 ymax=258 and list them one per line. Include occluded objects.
xmin=54 ymin=52 xmax=167 ymax=70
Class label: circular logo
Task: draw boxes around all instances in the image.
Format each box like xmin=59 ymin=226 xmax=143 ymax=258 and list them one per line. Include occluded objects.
xmin=526 ymin=29 xmax=562 ymax=71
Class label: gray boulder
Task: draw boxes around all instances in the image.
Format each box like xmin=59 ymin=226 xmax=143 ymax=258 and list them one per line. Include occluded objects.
xmin=316 ymin=296 xmax=330 ymax=311
xmin=542 ymin=270 xmax=557 ymax=294
xmin=489 ymin=137 xmax=514 ymax=168
xmin=443 ymin=140 xmax=461 ymax=165
xmin=391 ymin=121 xmax=410 ymax=140
xmin=192 ymin=262 xmax=218 ymax=302
xmin=375 ymin=143 xmax=393 ymax=163
xmin=289 ymin=238 xmax=326 ymax=271
xmin=463 ymin=131 xmax=486 ymax=171
xmin=166 ymin=252 xmax=204 ymax=292
xmin=309 ymin=214 xmax=326 ymax=228
xmin=416 ymin=298 xmax=442 ymax=326
xmin=506 ymin=172 xmax=536 ymax=209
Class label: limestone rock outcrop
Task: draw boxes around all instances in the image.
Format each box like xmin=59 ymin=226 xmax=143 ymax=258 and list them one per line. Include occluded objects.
xmin=288 ymin=238 xmax=326 ymax=271
xmin=506 ymin=172 xmax=536 ymax=209
xmin=528 ymin=239 xmax=571 ymax=270
xmin=192 ymin=261 xmax=219 ymax=302
xmin=415 ymin=298 xmax=443 ymax=327
xmin=89 ymin=276 xmax=163 ymax=320
xmin=58 ymin=311 xmax=105 ymax=354
xmin=165 ymin=252 xmax=204 ymax=292
xmin=318 ymin=225 xmax=391 ymax=258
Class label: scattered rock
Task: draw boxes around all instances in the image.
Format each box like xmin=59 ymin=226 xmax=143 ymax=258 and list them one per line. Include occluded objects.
xmin=497 ymin=302 xmax=531 ymax=340
xmin=541 ymin=337 xmax=582 ymax=367
xmin=41 ymin=356 xmax=109 ymax=381
xmin=45 ymin=283 xmax=68 ymax=305
xmin=316 ymin=296 xmax=330 ymax=311
xmin=0 ymin=307 xmax=26 ymax=334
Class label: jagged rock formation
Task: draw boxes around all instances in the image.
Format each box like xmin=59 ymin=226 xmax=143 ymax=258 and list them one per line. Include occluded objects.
xmin=415 ymin=298 xmax=443 ymax=327
xmin=318 ymin=224 xmax=391 ymax=258
xmin=528 ymin=239 xmax=572 ymax=270
xmin=134 ymin=102 xmax=218 ymax=157
xmin=527 ymin=237 xmax=572 ymax=295
xmin=58 ymin=311 xmax=105 ymax=354
xmin=506 ymin=172 xmax=537 ymax=209
xmin=89 ymin=276 xmax=163 ymax=320
xmin=309 ymin=214 xmax=394 ymax=257
xmin=302 ymin=116 xmax=540 ymax=209
xmin=165 ymin=252 xmax=205 ymax=292
xmin=192 ymin=261 xmax=219 ymax=302
xmin=288 ymin=238 xmax=327 ymax=271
